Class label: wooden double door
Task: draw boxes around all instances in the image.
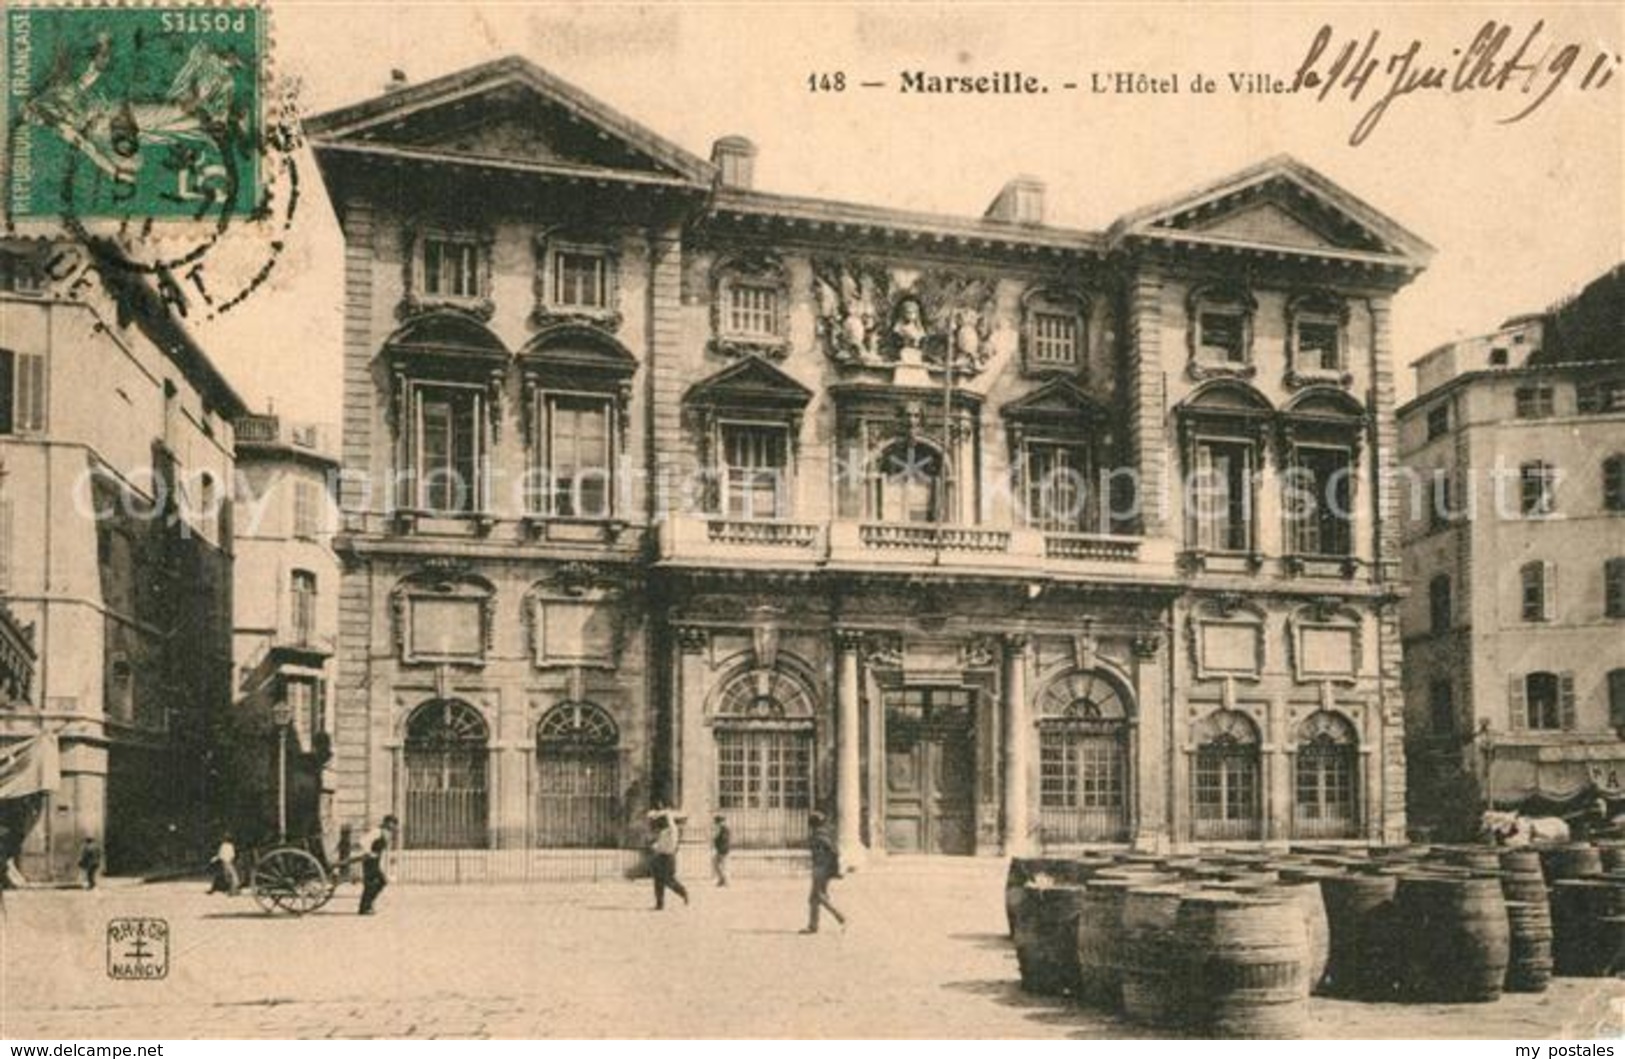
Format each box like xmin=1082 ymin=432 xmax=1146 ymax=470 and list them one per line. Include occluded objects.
xmin=883 ymin=687 xmax=976 ymax=855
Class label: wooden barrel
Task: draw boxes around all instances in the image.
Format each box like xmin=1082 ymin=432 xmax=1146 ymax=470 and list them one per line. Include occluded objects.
xmin=1006 ymin=857 xmax=1109 ymax=936
xmin=1014 ymin=882 xmax=1089 ymax=995
xmin=1439 ymin=846 xmax=1504 ymax=873
xmin=1499 ymin=848 xmax=1543 ymax=876
xmin=1550 ymin=879 xmax=1623 ymax=976
xmin=1541 ymin=843 xmax=1603 ymax=884
xmin=1277 ymin=876 xmax=1332 ymax=994
xmin=1075 ymin=878 xmax=1139 ymax=1008
xmin=1598 ymin=844 xmax=1625 ymax=874
xmin=1394 ymin=873 xmax=1509 ymax=1002
xmin=1172 ymin=891 xmax=1309 ymax=1039
xmin=1118 ymin=883 xmax=1188 ymax=1027
xmin=1503 ymin=900 xmax=1553 ymax=993
xmin=1320 ymin=872 xmax=1401 ymax=1000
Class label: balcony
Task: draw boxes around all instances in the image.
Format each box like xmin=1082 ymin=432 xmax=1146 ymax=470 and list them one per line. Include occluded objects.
xmin=659 ymin=515 xmax=1174 ymax=581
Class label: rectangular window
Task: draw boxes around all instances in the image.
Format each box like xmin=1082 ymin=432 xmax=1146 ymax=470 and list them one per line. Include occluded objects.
xmin=415 ymin=385 xmax=482 ymax=514
xmin=1027 ymin=442 xmax=1093 ymax=532
xmin=1031 ymin=311 xmax=1080 ymax=367
xmin=1521 ymin=561 xmax=1555 ymax=622
xmin=1199 ymin=310 xmax=1246 ymax=363
xmin=1577 ymin=380 xmax=1625 ymax=415
xmin=1606 ymin=558 xmax=1625 ymax=619
xmin=293 ymin=480 xmax=320 ymax=539
xmin=422 ymin=238 xmax=481 ymax=299
xmin=1193 ymin=439 xmax=1253 ymax=552
xmin=1605 ymin=457 xmax=1625 ymax=513
xmin=1428 ymin=472 xmax=1452 ymax=532
xmin=1522 ymin=671 xmax=1572 ymax=731
xmin=726 ymin=285 xmax=778 ymax=337
xmin=544 ymin=395 xmax=613 ymax=518
xmin=722 ymin=423 xmax=788 ymax=519
xmin=1610 ymin=670 xmax=1625 ymax=734
xmin=1296 ymin=318 xmax=1341 ymax=372
xmin=1429 ymin=679 xmax=1454 ymax=735
xmin=1429 ymin=575 xmax=1452 ymax=634
xmin=1520 ymin=462 xmax=1557 ymax=516
xmin=0 ymin=350 xmax=45 ymax=435
xmin=0 ymin=252 xmax=41 ymax=294
xmin=554 ymin=251 xmax=606 ymax=308
xmin=290 ymin=570 xmax=317 ymax=645
xmin=408 ymin=597 xmax=484 ymax=661
xmin=1515 ymin=385 xmax=1554 ymax=419
xmin=1290 ymin=446 xmax=1354 ymax=556
xmin=1426 ymin=404 xmax=1450 ymax=440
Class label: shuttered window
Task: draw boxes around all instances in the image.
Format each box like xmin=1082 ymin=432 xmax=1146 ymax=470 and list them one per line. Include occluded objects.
xmin=1606 ymin=558 xmax=1625 ymax=619
xmin=1521 ymin=561 xmax=1556 ymax=622
xmin=0 ymin=350 xmax=44 ymax=435
xmin=1514 ymin=671 xmax=1574 ymax=731
xmin=1605 ymin=456 xmax=1625 ymax=513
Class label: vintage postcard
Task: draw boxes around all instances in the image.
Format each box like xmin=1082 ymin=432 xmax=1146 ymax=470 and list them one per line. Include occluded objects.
xmin=0 ymin=0 xmax=1621 ymax=1043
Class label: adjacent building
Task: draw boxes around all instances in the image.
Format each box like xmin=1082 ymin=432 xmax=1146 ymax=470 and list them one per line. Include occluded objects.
xmin=230 ymin=414 xmax=341 ymax=849
xmin=1400 ymin=265 xmax=1625 ymax=838
xmin=0 ymin=238 xmax=245 ymax=879
xmin=309 ymin=57 xmax=1431 ymax=874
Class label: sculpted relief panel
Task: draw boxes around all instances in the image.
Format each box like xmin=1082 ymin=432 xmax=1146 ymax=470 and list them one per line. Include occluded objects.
xmin=812 ymin=258 xmax=1000 ymax=377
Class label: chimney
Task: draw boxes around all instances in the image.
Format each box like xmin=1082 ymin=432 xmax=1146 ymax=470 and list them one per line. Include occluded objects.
xmin=985 ymin=175 xmax=1046 ymax=226
xmin=711 ymin=135 xmax=757 ymax=190
xmin=385 ymin=69 xmax=409 ymax=94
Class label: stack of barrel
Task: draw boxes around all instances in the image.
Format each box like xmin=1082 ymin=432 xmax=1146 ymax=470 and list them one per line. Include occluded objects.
xmin=1006 ymin=837 xmax=1625 ymax=1036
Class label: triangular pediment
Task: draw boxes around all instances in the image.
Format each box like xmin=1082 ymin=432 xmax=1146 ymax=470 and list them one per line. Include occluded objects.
xmin=307 ymin=56 xmax=714 ymax=186
xmin=685 ymin=356 xmax=813 ymax=411
xmin=1109 ymin=156 xmax=1433 ymax=267
xmin=1000 ymin=377 xmax=1107 ymax=423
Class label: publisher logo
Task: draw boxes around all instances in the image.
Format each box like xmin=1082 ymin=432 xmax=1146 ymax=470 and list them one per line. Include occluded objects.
xmin=106 ymin=917 xmax=169 ymax=980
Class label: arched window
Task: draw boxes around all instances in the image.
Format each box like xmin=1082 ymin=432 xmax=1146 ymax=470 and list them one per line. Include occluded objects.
xmin=1192 ymin=710 xmax=1261 ymax=841
xmin=714 ymin=669 xmax=815 ymax=849
xmin=872 ymin=439 xmax=947 ymax=524
xmin=402 ymin=699 xmax=489 ymax=850
xmin=1036 ymin=670 xmax=1132 ymax=845
xmin=534 ymin=702 xmax=620 ymax=849
xmin=1294 ymin=711 xmax=1360 ymax=839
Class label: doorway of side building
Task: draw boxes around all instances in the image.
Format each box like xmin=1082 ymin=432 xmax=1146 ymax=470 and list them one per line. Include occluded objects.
xmin=882 ymin=685 xmax=976 ymax=854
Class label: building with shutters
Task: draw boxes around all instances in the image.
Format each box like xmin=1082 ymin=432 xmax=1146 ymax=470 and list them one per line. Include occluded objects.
xmin=230 ymin=415 xmax=342 ymax=849
xmin=308 ymin=57 xmax=1431 ymax=875
xmin=0 ymin=238 xmax=244 ymax=880
xmin=1399 ymin=265 xmax=1625 ymax=838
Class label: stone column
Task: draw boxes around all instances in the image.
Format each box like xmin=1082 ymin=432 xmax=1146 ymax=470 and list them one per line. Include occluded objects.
xmin=1131 ymin=631 xmax=1167 ymax=852
xmin=674 ymin=627 xmax=710 ymax=816
xmin=1002 ymin=634 xmax=1032 ymax=856
xmin=836 ymin=631 xmax=867 ymax=866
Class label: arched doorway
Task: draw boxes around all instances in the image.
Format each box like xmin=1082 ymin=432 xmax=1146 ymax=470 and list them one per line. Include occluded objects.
xmin=534 ymin=701 xmax=621 ymax=848
xmin=1192 ymin=710 xmax=1262 ymax=841
xmin=1036 ymin=669 xmax=1133 ymax=845
xmin=713 ymin=669 xmax=815 ymax=848
xmin=1294 ymin=711 xmax=1360 ymax=839
xmin=402 ymin=699 xmax=489 ymax=850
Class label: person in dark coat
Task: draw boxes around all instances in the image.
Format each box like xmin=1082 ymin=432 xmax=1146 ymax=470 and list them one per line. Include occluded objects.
xmin=649 ymin=809 xmax=689 ymax=910
xmin=357 ymin=815 xmax=398 ymax=915
xmin=711 ymin=814 xmax=731 ymax=888
xmin=802 ymin=810 xmax=846 ymax=933
xmin=78 ymin=837 xmax=102 ymax=890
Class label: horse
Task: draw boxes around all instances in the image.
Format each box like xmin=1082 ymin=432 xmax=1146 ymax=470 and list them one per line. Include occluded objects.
xmin=1481 ymin=810 xmax=1571 ymax=847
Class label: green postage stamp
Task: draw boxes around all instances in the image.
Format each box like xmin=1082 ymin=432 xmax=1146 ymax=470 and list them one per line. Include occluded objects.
xmin=5 ymin=4 xmax=264 ymax=221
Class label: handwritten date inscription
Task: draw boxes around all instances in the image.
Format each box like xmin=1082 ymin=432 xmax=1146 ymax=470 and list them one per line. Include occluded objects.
xmin=1293 ymin=21 xmax=1620 ymax=146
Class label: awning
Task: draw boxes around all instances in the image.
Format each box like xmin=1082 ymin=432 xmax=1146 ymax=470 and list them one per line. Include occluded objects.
xmin=0 ymin=732 xmax=59 ymax=799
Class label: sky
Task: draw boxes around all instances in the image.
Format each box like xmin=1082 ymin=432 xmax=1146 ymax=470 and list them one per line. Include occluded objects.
xmin=196 ymin=2 xmax=1623 ymax=428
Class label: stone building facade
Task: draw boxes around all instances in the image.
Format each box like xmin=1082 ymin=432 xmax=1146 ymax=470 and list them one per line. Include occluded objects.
xmin=0 ymin=239 xmax=243 ymax=879
xmin=1400 ymin=266 xmax=1625 ymax=838
xmin=230 ymin=415 xmax=342 ymax=848
xmin=309 ymin=57 xmax=1431 ymax=873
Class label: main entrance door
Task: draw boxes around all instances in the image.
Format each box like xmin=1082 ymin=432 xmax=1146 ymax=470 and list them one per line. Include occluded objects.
xmin=883 ymin=686 xmax=976 ymax=854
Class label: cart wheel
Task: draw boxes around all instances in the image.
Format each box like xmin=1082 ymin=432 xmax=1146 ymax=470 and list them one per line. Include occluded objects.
xmin=252 ymin=848 xmax=329 ymax=916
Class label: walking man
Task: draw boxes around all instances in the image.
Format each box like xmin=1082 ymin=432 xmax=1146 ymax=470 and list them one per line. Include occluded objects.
xmin=78 ymin=836 xmax=101 ymax=890
xmin=357 ymin=815 xmax=398 ymax=916
xmin=649 ymin=809 xmax=689 ymax=910
xmin=711 ymin=814 xmax=731 ymax=888
xmin=802 ymin=810 xmax=846 ymax=933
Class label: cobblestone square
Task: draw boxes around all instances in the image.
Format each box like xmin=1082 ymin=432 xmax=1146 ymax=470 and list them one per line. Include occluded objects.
xmin=1 ymin=862 xmax=1620 ymax=1040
